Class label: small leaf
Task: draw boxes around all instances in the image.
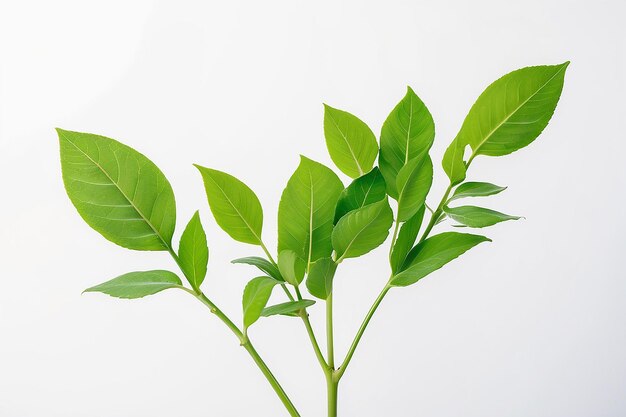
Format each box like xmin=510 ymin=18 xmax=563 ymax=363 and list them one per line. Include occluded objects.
xmin=306 ymin=258 xmax=337 ymax=300
xmin=57 ymin=129 xmax=176 ymax=251
xmin=379 ymin=87 xmax=435 ymax=196
xmin=324 ymin=104 xmax=378 ymax=178
xmin=334 ymin=167 xmax=387 ymax=223
xmin=84 ymin=270 xmax=182 ymax=299
xmin=448 ymin=182 xmax=507 ymax=202
xmin=232 ymin=257 xmax=283 ymax=281
xmin=444 ymin=206 xmax=521 ymax=228
xmin=395 ymin=153 xmax=433 ymax=221
xmin=278 ymin=156 xmax=344 ymax=268
xmin=195 ymin=166 xmax=263 ymax=245
xmin=178 ymin=211 xmax=209 ymax=291
xmin=277 ymin=250 xmax=306 ymax=286
xmin=261 ymin=300 xmax=316 ymax=317
xmin=242 ymin=276 xmax=279 ymax=329
xmin=332 ymin=198 xmax=393 ymax=261
xmin=390 ymin=206 xmax=425 ymax=274
xmin=391 ymin=233 xmax=490 ymax=287
xmin=443 ymin=62 xmax=569 ymax=184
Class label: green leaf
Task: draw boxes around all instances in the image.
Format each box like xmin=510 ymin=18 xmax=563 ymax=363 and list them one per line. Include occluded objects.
xmin=443 ymin=206 xmax=521 ymax=228
xmin=323 ymin=104 xmax=378 ymax=178
xmin=231 ymin=257 xmax=283 ymax=281
xmin=195 ymin=165 xmax=263 ymax=245
xmin=277 ymin=250 xmax=306 ymax=286
xmin=390 ymin=206 xmax=425 ymax=274
xmin=178 ymin=211 xmax=209 ymax=291
xmin=443 ymin=62 xmax=569 ymax=184
xmin=391 ymin=233 xmax=490 ymax=287
xmin=261 ymin=300 xmax=316 ymax=317
xmin=334 ymin=167 xmax=387 ymax=223
xmin=306 ymin=257 xmax=337 ymax=300
xmin=242 ymin=276 xmax=279 ymax=329
xmin=57 ymin=129 xmax=176 ymax=251
xmin=332 ymin=198 xmax=393 ymax=261
xmin=395 ymin=153 xmax=433 ymax=221
xmin=379 ymin=87 xmax=435 ymax=196
xmin=448 ymin=182 xmax=507 ymax=202
xmin=278 ymin=156 xmax=344 ymax=268
xmin=84 ymin=270 xmax=182 ymax=299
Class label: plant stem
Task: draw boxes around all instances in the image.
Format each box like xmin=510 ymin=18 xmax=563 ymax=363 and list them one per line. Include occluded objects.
xmin=388 ymin=219 xmax=401 ymax=259
xmin=294 ymin=286 xmax=328 ymax=369
xmin=326 ymin=292 xmax=335 ymax=369
xmin=336 ymin=284 xmax=391 ymax=380
xmin=326 ymin=372 xmax=339 ymax=417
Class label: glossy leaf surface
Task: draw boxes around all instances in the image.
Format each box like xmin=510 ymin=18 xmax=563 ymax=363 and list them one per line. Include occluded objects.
xmin=391 ymin=232 xmax=490 ymax=287
xmin=324 ymin=104 xmax=378 ymax=178
xmin=449 ymin=182 xmax=507 ymax=202
xmin=195 ymin=166 xmax=263 ymax=245
xmin=395 ymin=154 xmax=433 ymax=221
xmin=444 ymin=206 xmax=521 ymax=228
xmin=84 ymin=270 xmax=182 ymax=299
xmin=334 ymin=167 xmax=386 ymax=223
xmin=242 ymin=276 xmax=278 ymax=329
xmin=390 ymin=206 xmax=425 ymax=274
xmin=58 ymin=129 xmax=176 ymax=251
xmin=332 ymin=199 xmax=393 ymax=261
xmin=305 ymin=257 xmax=337 ymax=300
xmin=179 ymin=211 xmax=208 ymax=291
xmin=261 ymin=300 xmax=316 ymax=317
xmin=277 ymin=250 xmax=306 ymax=286
xmin=231 ymin=257 xmax=283 ymax=281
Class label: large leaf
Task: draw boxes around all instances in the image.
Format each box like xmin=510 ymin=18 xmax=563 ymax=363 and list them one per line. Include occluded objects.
xmin=390 ymin=206 xmax=425 ymax=274
xmin=334 ymin=167 xmax=386 ymax=223
xmin=84 ymin=270 xmax=182 ymax=299
xmin=395 ymin=153 xmax=433 ymax=221
xmin=278 ymin=156 xmax=344 ymax=268
xmin=178 ymin=211 xmax=209 ymax=291
xmin=448 ymin=182 xmax=507 ymax=202
xmin=261 ymin=300 xmax=316 ymax=317
xmin=242 ymin=276 xmax=278 ymax=329
xmin=323 ymin=104 xmax=378 ymax=178
xmin=379 ymin=87 xmax=435 ymax=196
xmin=57 ymin=129 xmax=176 ymax=251
xmin=231 ymin=257 xmax=283 ymax=281
xmin=444 ymin=206 xmax=521 ymax=228
xmin=443 ymin=62 xmax=569 ymax=184
xmin=195 ymin=166 xmax=263 ymax=245
xmin=332 ymin=199 xmax=393 ymax=261
xmin=305 ymin=257 xmax=337 ymax=300
xmin=277 ymin=250 xmax=306 ymax=286
xmin=391 ymin=232 xmax=490 ymax=287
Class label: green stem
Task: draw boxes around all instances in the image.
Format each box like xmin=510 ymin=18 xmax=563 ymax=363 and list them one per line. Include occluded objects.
xmin=295 ymin=286 xmax=328 ymax=369
xmin=326 ymin=373 xmax=339 ymax=417
xmin=388 ymin=219 xmax=401 ymax=259
xmin=326 ymin=292 xmax=335 ymax=369
xmin=336 ymin=284 xmax=391 ymax=380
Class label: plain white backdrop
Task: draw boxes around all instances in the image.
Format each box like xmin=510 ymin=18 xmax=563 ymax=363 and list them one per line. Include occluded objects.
xmin=1 ymin=0 xmax=624 ymax=416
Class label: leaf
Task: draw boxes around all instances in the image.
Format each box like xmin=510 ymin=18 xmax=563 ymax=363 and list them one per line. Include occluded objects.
xmin=231 ymin=257 xmax=283 ymax=281
xmin=195 ymin=165 xmax=263 ymax=245
xmin=391 ymin=233 xmax=490 ymax=287
xmin=390 ymin=206 xmax=425 ymax=274
xmin=278 ymin=156 xmax=344 ymax=268
xmin=334 ymin=167 xmax=387 ymax=223
xmin=178 ymin=211 xmax=209 ymax=291
xmin=443 ymin=206 xmax=521 ymax=228
xmin=332 ymin=198 xmax=393 ymax=261
xmin=277 ymin=250 xmax=306 ymax=286
xmin=242 ymin=276 xmax=279 ymax=329
xmin=379 ymin=87 xmax=435 ymax=197
xmin=395 ymin=153 xmax=433 ymax=221
xmin=448 ymin=182 xmax=507 ymax=202
xmin=306 ymin=257 xmax=337 ymax=300
xmin=443 ymin=62 xmax=569 ymax=184
xmin=261 ymin=300 xmax=316 ymax=317
xmin=57 ymin=129 xmax=176 ymax=251
xmin=84 ymin=270 xmax=182 ymax=299
xmin=323 ymin=104 xmax=378 ymax=178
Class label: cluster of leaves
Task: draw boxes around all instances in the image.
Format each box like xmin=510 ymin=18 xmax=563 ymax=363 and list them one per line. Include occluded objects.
xmin=58 ymin=61 xmax=568 ymax=414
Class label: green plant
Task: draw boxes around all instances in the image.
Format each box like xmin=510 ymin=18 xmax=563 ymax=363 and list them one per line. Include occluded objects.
xmin=57 ymin=62 xmax=569 ymax=416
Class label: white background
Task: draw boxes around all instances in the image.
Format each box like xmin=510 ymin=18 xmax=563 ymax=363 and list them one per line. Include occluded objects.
xmin=1 ymin=0 xmax=624 ymax=416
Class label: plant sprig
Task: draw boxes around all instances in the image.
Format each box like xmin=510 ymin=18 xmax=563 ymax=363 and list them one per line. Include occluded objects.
xmin=57 ymin=61 xmax=568 ymax=416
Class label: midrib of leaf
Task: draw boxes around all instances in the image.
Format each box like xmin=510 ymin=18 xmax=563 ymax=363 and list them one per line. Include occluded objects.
xmin=328 ymin=112 xmax=364 ymax=176
xmin=307 ymin=171 xmax=314 ymax=268
xmin=62 ymin=134 xmax=171 ymax=250
xmin=404 ymin=97 xmax=414 ymax=165
xmin=207 ymin=175 xmax=262 ymax=244
xmin=470 ymin=65 xmax=567 ymax=160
